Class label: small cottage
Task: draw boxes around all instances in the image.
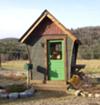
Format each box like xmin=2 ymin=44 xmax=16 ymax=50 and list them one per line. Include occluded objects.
xmin=19 ymin=10 xmax=80 ymax=91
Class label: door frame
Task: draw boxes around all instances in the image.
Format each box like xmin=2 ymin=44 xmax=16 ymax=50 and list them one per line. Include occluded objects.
xmin=44 ymin=35 xmax=68 ymax=83
xmin=48 ymin=39 xmax=65 ymax=80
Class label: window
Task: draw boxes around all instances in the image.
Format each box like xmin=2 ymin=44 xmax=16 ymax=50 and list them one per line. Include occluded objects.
xmin=50 ymin=42 xmax=62 ymax=59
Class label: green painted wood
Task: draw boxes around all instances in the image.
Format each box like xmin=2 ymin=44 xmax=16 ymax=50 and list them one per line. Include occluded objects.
xmin=48 ymin=40 xmax=65 ymax=80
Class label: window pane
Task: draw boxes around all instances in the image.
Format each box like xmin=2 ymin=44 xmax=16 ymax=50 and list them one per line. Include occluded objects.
xmin=50 ymin=42 xmax=62 ymax=59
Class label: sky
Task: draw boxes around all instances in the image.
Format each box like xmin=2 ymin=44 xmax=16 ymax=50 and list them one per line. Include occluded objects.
xmin=0 ymin=0 xmax=100 ymax=39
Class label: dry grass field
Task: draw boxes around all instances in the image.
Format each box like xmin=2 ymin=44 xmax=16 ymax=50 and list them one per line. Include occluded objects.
xmin=77 ymin=59 xmax=100 ymax=73
xmin=0 ymin=59 xmax=100 ymax=105
xmin=1 ymin=60 xmax=28 ymax=71
xmin=1 ymin=59 xmax=100 ymax=73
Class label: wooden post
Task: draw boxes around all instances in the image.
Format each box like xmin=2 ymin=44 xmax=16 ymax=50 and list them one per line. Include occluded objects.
xmin=27 ymin=70 xmax=29 ymax=88
xmin=26 ymin=45 xmax=33 ymax=80
xmin=25 ymin=62 xmax=33 ymax=88
xmin=27 ymin=70 xmax=30 ymax=88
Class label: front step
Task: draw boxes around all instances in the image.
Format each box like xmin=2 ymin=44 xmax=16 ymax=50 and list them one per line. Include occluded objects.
xmin=30 ymin=80 xmax=68 ymax=92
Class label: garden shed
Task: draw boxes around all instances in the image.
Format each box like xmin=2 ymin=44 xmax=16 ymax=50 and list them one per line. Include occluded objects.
xmin=19 ymin=10 xmax=80 ymax=91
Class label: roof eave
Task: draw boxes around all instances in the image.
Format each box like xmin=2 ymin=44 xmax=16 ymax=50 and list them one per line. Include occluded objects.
xmin=19 ymin=9 xmax=77 ymax=43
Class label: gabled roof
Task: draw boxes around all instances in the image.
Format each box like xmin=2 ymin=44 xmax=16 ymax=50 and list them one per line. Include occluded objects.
xmin=19 ymin=9 xmax=77 ymax=43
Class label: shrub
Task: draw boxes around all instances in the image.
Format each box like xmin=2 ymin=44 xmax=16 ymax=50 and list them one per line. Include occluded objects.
xmin=5 ymin=84 xmax=27 ymax=93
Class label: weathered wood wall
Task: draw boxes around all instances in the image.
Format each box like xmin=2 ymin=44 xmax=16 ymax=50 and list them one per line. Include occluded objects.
xmin=24 ymin=17 xmax=65 ymax=45
xmin=30 ymin=37 xmax=46 ymax=80
xmin=67 ymin=37 xmax=74 ymax=79
xmin=24 ymin=16 xmax=77 ymax=81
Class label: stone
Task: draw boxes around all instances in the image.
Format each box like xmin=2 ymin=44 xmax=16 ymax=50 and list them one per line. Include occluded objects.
xmin=80 ymin=92 xmax=86 ymax=97
xmin=9 ymin=92 xmax=19 ymax=99
xmin=94 ymin=93 xmax=100 ymax=98
xmin=0 ymin=93 xmax=8 ymax=99
xmin=0 ymin=89 xmax=6 ymax=93
xmin=19 ymin=92 xmax=27 ymax=98
xmin=88 ymin=93 xmax=93 ymax=97
xmin=25 ymin=88 xmax=35 ymax=97
xmin=74 ymin=90 xmax=82 ymax=96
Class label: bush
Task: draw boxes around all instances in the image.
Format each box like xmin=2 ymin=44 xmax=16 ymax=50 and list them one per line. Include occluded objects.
xmin=5 ymin=84 xmax=27 ymax=93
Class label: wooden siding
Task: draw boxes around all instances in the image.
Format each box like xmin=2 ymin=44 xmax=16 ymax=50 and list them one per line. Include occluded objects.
xmin=30 ymin=37 xmax=46 ymax=80
xmin=24 ymin=17 xmax=65 ymax=45
xmin=42 ymin=18 xmax=65 ymax=35
xmin=67 ymin=37 xmax=74 ymax=79
xmin=30 ymin=80 xmax=68 ymax=92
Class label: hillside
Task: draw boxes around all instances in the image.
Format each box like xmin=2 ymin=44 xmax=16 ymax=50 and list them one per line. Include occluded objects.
xmin=0 ymin=38 xmax=28 ymax=60
xmin=0 ymin=26 xmax=100 ymax=59
xmin=72 ymin=26 xmax=100 ymax=59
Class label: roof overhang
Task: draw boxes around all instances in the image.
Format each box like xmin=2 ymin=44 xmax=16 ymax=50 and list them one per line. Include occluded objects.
xmin=19 ymin=9 xmax=77 ymax=43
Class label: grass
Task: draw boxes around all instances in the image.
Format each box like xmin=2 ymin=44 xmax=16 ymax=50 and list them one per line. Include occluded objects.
xmin=1 ymin=60 xmax=28 ymax=71
xmin=1 ymin=59 xmax=100 ymax=73
xmin=77 ymin=59 xmax=100 ymax=73
xmin=0 ymin=60 xmax=100 ymax=105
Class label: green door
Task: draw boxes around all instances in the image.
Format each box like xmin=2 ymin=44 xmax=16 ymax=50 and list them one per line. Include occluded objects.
xmin=48 ymin=40 xmax=65 ymax=80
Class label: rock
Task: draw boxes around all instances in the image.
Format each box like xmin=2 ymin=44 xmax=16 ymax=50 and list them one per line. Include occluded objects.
xmin=26 ymin=91 xmax=34 ymax=97
xmin=19 ymin=92 xmax=27 ymax=98
xmin=66 ymin=88 xmax=76 ymax=95
xmin=83 ymin=92 xmax=89 ymax=97
xmin=94 ymin=93 xmax=100 ymax=98
xmin=88 ymin=93 xmax=93 ymax=97
xmin=74 ymin=90 xmax=82 ymax=96
xmin=9 ymin=92 xmax=19 ymax=99
xmin=25 ymin=88 xmax=35 ymax=93
xmin=25 ymin=88 xmax=35 ymax=97
xmin=80 ymin=92 xmax=86 ymax=97
xmin=0 ymin=89 xmax=6 ymax=93
xmin=0 ymin=93 xmax=8 ymax=99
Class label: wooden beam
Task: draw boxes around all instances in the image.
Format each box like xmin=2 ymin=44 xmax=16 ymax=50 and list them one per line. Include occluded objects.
xmin=21 ymin=13 xmax=47 ymax=43
xmin=30 ymin=80 xmax=68 ymax=92
xmin=20 ymin=10 xmax=77 ymax=43
xmin=64 ymin=37 xmax=68 ymax=83
xmin=26 ymin=45 xmax=33 ymax=80
xmin=44 ymin=39 xmax=48 ymax=83
xmin=31 ymin=80 xmax=66 ymax=85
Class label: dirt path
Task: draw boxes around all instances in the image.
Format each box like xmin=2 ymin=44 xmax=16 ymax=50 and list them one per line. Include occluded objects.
xmin=0 ymin=68 xmax=100 ymax=105
xmin=0 ymin=91 xmax=100 ymax=105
